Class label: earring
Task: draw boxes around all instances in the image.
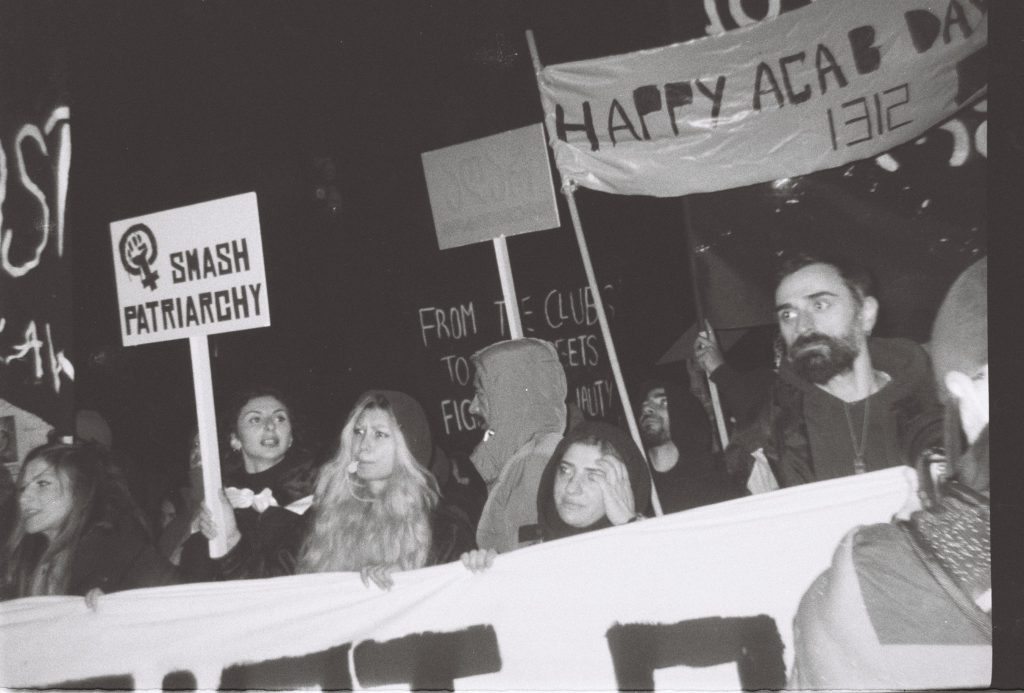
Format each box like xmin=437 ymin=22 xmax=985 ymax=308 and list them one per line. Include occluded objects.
xmin=231 ymin=440 xmax=241 ymax=451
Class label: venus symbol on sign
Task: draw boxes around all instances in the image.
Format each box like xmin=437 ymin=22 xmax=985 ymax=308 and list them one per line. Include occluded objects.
xmin=119 ymin=223 xmax=160 ymax=290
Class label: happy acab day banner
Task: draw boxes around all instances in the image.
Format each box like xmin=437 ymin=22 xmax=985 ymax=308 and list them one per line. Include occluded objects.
xmin=538 ymin=0 xmax=986 ymax=197
xmin=0 ymin=467 xmax=941 ymax=691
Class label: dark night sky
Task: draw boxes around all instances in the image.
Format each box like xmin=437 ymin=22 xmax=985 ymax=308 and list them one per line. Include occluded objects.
xmin=4 ymin=1 xmax=991 ymax=505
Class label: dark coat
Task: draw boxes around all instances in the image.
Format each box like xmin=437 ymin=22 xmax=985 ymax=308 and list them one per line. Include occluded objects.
xmin=725 ymin=337 xmax=943 ymax=487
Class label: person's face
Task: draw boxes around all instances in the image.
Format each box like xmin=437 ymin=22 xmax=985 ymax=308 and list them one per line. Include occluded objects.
xmin=553 ymin=443 xmax=612 ymax=528
xmin=231 ymin=396 xmax=293 ymax=468
xmin=468 ymin=370 xmax=492 ymax=430
xmin=352 ymin=408 xmax=397 ymax=482
xmin=18 ymin=459 xmax=73 ymax=541
xmin=639 ymin=387 xmax=671 ymax=446
xmin=775 ymin=263 xmax=875 ymax=384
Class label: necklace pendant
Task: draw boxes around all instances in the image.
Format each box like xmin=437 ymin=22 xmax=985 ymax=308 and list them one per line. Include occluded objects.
xmin=853 ymin=455 xmax=866 ymax=474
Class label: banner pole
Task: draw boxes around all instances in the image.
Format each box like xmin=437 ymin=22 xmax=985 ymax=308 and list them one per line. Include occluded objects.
xmin=189 ymin=335 xmax=228 ymax=558
xmin=681 ymin=198 xmax=731 ymax=450
xmin=493 ymin=235 xmax=523 ymax=339
xmin=527 ymin=29 xmax=662 ymax=517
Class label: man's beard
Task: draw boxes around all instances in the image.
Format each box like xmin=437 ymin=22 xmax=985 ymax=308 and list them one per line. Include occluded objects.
xmin=640 ymin=417 xmax=671 ymax=447
xmin=788 ymin=331 xmax=860 ymax=384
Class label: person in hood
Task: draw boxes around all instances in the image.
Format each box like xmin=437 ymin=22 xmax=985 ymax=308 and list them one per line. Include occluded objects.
xmin=724 ymin=252 xmax=942 ymax=487
xmin=461 ymin=421 xmax=651 ymax=571
xmin=636 ymin=380 xmax=745 ymax=513
xmin=467 ymin=338 xmax=567 ymax=553
xmin=788 ymin=260 xmax=990 ymax=689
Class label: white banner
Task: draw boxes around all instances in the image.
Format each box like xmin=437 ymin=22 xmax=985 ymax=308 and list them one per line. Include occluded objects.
xmin=538 ymin=0 xmax=987 ymax=196
xmin=1 ymin=467 xmax=917 ymax=691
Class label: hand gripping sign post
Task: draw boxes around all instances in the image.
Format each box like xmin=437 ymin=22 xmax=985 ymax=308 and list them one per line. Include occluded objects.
xmin=109 ymin=192 xmax=270 ymax=556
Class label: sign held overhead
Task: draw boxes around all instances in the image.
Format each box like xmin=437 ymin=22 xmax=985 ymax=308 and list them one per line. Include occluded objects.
xmin=421 ymin=123 xmax=561 ymax=249
xmin=109 ymin=192 xmax=271 ymax=346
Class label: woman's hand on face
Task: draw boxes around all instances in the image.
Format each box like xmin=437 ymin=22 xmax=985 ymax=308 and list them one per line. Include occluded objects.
xmin=595 ymin=456 xmax=636 ymax=526
xmin=460 ymin=548 xmax=497 ymax=573
xmin=360 ymin=564 xmax=395 ymax=591
xmin=198 ymin=489 xmax=241 ymax=552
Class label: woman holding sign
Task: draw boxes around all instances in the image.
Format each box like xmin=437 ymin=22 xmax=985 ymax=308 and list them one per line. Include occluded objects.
xmin=181 ymin=387 xmax=319 ymax=581
xmin=2 ymin=442 xmax=178 ymax=599
xmin=204 ymin=390 xmax=474 ymax=587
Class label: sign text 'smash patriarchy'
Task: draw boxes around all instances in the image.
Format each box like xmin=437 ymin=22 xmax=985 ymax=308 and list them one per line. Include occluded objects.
xmin=109 ymin=192 xmax=270 ymax=346
xmin=422 ymin=123 xmax=561 ymax=249
xmin=538 ymin=0 xmax=987 ymax=197
xmin=0 ymin=468 xmax=983 ymax=692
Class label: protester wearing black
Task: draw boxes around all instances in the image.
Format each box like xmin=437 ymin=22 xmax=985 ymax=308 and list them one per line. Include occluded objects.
xmin=789 ymin=258 xmax=989 ymax=688
xmin=179 ymin=388 xmax=319 ymax=582
xmin=2 ymin=443 xmax=178 ymax=600
xmin=723 ymin=255 xmax=942 ymax=488
xmin=637 ymin=379 xmax=746 ymax=513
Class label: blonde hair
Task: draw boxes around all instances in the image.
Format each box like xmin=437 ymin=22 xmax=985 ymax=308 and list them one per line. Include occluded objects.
xmin=297 ymin=394 xmax=439 ymax=573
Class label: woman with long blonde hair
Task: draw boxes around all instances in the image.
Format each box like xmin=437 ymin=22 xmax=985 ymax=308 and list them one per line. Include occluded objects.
xmin=297 ymin=390 xmax=439 ymax=588
xmin=204 ymin=390 xmax=474 ymax=588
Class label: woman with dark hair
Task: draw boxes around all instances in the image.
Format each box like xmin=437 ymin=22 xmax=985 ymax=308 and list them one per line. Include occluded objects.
xmin=2 ymin=442 xmax=177 ymax=599
xmin=462 ymin=421 xmax=651 ymax=571
xmin=205 ymin=390 xmax=475 ymax=588
xmin=180 ymin=387 xmax=318 ymax=581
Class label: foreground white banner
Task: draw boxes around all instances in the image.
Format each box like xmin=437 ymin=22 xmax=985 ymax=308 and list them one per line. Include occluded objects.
xmin=2 ymin=467 xmax=918 ymax=690
xmin=537 ymin=0 xmax=987 ymax=196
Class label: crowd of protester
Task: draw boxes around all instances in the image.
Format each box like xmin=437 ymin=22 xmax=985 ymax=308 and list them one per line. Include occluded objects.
xmin=0 ymin=253 xmax=989 ymax=682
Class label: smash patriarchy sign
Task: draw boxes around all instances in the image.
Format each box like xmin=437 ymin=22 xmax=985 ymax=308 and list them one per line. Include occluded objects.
xmin=537 ymin=0 xmax=987 ymax=196
xmin=0 ymin=468 xmax=979 ymax=692
xmin=109 ymin=192 xmax=270 ymax=346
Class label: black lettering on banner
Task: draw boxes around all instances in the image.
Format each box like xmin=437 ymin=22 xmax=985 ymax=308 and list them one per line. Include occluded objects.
xmin=218 ymin=642 xmax=353 ymax=690
xmin=694 ymin=76 xmax=726 ymax=124
xmin=665 ymin=82 xmax=693 ymax=136
xmin=814 ymin=44 xmax=847 ymax=95
xmin=556 ymin=102 xmax=599 ymax=151
xmin=605 ymin=616 xmax=786 ymax=692
xmin=943 ymin=0 xmax=973 ymax=43
xmin=906 ymin=9 xmax=942 ymax=53
xmin=848 ymin=25 xmax=881 ymax=75
xmin=162 ymin=669 xmax=197 ymax=691
xmin=632 ymin=85 xmax=662 ymax=140
xmin=352 ymin=624 xmax=502 ymax=690
xmin=825 ymin=83 xmax=911 ymax=151
xmin=607 ymin=99 xmax=641 ymax=146
xmin=778 ymin=52 xmax=811 ymax=105
xmin=48 ymin=674 xmax=135 ymax=690
xmin=753 ymin=63 xmax=784 ymax=111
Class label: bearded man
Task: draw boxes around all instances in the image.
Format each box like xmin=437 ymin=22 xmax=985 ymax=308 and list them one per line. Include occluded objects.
xmin=723 ymin=253 xmax=942 ymax=487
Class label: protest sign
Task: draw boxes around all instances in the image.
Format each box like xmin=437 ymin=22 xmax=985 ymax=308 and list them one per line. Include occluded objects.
xmin=109 ymin=192 xmax=271 ymax=555
xmin=422 ymin=123 xmax=560 ymax=250
xmin=414 ymin=280 xmax=619 ymax=454
xmin=3 ymin=467 xmax=978 ymax=691
xmin=537 ymin=0 xmax=987 ymax=196
xmin=109 ymin=192 xmax=270 ymax=347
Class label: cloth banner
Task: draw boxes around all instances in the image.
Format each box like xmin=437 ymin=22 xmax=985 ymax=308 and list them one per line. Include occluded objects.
xmin=538 ymin=0 xmax=987 ymax=197
xmin=0 ymin=468 xmax=930 ymax=691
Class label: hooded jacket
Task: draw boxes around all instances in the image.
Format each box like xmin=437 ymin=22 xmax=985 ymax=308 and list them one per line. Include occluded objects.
xmin=470 ymin=339 xmax=567 ymax=553
xmin=636 ymin=379 xmax=745 ymax=513
xmin=725 ymin=337 xmax=942 ymax=487
xmin=537 ymin=421 xmax=651 ymax=542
